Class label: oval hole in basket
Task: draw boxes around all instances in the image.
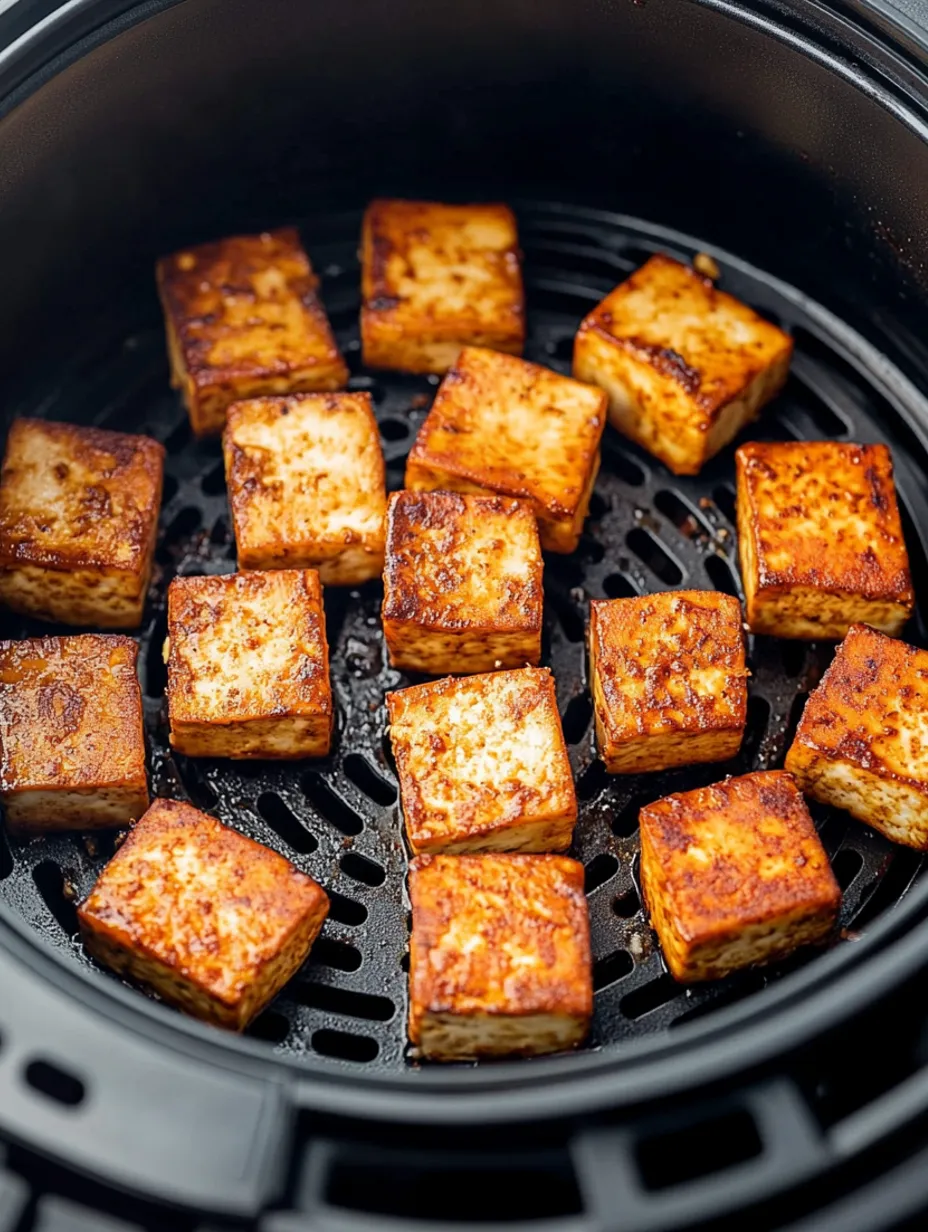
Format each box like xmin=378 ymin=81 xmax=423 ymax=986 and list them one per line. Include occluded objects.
xmin=294 ymin=982 xmax=395 ymax=1022
xmin=379 ymin=418 xmax=409 ymax=442
xmin=585 ymin=853 xmax=619 ymax=894
xmin=613 ymin=887 xmax=641 ymax=919
xmin=593 ymin=949 xmax=634 ymax=992
xmin=705 ymin=554 xmax=739 ymax=597
xmin=326 ymin=891 xmax=368 ymax=927
xmin=32 ymin=861 xmax=78 ymax=937
xmin=302 ymin=773 xmax=364 ymax=836
xmin=340 ymin=852 xmax=386 ymax=888
xmin=312 ymin=1028 xmax=379 ymax=1063
xmin=24 ymin=1059 xmax=85 ymax=1107
xmin=654 ymin=490 xmax=706 ymax=538
xmin=343 ymin=753 xmax=397 ymax=807
xmin=832 ymin=847 xmax=864 ymax=891
xmin=246 ymin=1010 xmax=291 ymax=1044
xmin=0 ymin=829 xmax=12 ymax=880
xmin=712 ymin=484 xmax=737 ymax=522
xmin=200 ymin=459 xmax=227 ymax=496
xmin=620 ymin=973 xmax=682 ymax=1021
xmin=603 ymin=573 xmax=638 ymax=600
xmin=309 ymin=937 xmax=363 ymax=973
xmin=626 ymin=528 xmax=682 ymax=586
xmin=561 ymin=694 xmax=593 ymax=745
xmin=257 ymin=792 xmax=318 ymax=855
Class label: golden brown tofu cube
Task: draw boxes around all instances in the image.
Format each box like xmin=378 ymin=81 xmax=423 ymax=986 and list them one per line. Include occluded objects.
xmin=166 ymin=569 xmax=332 ymax=759
xmin=736 ymin=441 xmax=914 ymax=639
xmin=78 ymin=797 xmax=329 ymax=1030
xmin=382 ymin=490 xmax=543 ymax=674
xmin=157 ymin=228 xmax=348 ymax=437
xmin=405 ymin=346 xmax=606 ymax=553
xmin=360 ymin=199 xmax=524 ymax=374
xmin=573 ymin=254 xmax=793 ymax=475
xmin=0 ymin=420 xmax=164 ymax=629
xmin=785 ymin=624 xmax=928 ymax=849
xmin=640 ymin=770 xmax=841 ymax=982
xmin=0 ymin=634 xmax=148 ymax=836
xmin=387 ymin=667 xmax=576 ymax=855
xmin=223 ymin=392 xmax=387 ymax=586
xmin=408 ymin=853 xmax=592 ymax=1060
xmin=589 ymin=590 xmax=748 ymax=774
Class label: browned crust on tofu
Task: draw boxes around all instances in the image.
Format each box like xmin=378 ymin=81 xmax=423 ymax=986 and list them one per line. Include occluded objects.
xmin=573 ymin=254 xmax=793 ymax=476
xmin=0 ymin=419 xmax=164 ymax=573
xmin=408 ymin=852 xmax=592 ymax=1058
xmin=360 ymin=199 xmax=525 ymax=373
xmin=223 ymin=392 xmax=387 ymax=585
xmin=577 ymin=255 xmax=792 ymax=417
xmin=405 ymin=346 xmax=606 ymax=553
xmin=166 ymin=569 xmax=333 ymax=758
xmin=78 ymin=797 xmax=329 ymax=1030
xmin=736 ymin=440 xmax=914 ymax=638
xmin=386 ymin=667 xmax=577 ymax=855
xmin=382 ymin=490 xmax=542 ymax=673
xmin=785 ymin=624 xmax=928 ymax=847
xmin=0 ymin=634 xmax=148 ymax=833
xmin=157 ymin=229 xmax=348 ymax=436
xmin=639 ymin=770 xmax=841 ymax=982
xmin=589 ymin=590 xmax=748 ymax=773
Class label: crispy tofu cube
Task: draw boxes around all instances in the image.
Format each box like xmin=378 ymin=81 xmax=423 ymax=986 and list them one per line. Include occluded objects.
xmin=405 ymin=346 xmax=606 ymax=553
xmin=408 ymin=853 xmax=592 ymax=1060
xmin=736 ymin=441 xmax=914 ymax=639
xmin=382 ymin=490 xmax=543 ymax=674
xmin=0 ymin=634 xmax=148 ymax=836
xmin=0 ymin=419 xmax=164 ymax=629
xmin=223 ymin=392 xmax=386 ymax=586
xmin=157 ymin=228 xmax=348 ymax=437
xmin=589 ymin=590 xmax=748 ymax=774
xmin=785 ymin=624 xmax=928 ymax=849
xmin=166 ymin=569 xmax=332 ymax=759
xmin=360 ymin=199 xmax=524 ymax=374
xmin=640 ymin=770 xmax=841 ymax=982
xmin=78 ymin=797 xmax=329 ymax=1029
xmin=387 ymin=667 xmax=576 ymax=855
xmin=573 ymin=254 xmax=793 ymax=475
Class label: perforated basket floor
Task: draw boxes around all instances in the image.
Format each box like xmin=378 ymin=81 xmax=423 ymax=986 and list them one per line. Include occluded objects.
xmin=1 ymin=202 xmax=926 ymax=1071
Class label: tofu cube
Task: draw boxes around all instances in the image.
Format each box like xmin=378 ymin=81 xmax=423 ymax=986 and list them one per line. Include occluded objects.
xmin=157 ymin=228 xmax=348 ymax=437
xmin=387 ymin=667 xmax=576 ymax=855
xmin=573 ymin=254 xmax=793 ymax=475
xmin=360 ymin=199 xmax=524 ymax=374
xmin=785 ymin=624 xmax=928 ymax=849
xmin=405 ymin=346 xmax=606 ymax=553
xmin=640 ymin=770 xmax=841 ymax=982
xmin=590 ymin=590 xmax=748 ymax=774
xmin=78 ymin=797 xmax=329 ymax=1030
xmin=223 ymin=392 xmax=387 ymax=586
xmin=736 ymin=441 xmax=914 ymax=639
xmin=382 ymin=490 xmax=543 ymax=674
xmin=0 ymin=634 xmax=148 ymax=835
xmin=408 ymin=853 xmax=592 ymax=1060
xmin=0 ymin=419 xmax=164 ymax=629
xmin=166 ymin=569 xmax=332 ymax=759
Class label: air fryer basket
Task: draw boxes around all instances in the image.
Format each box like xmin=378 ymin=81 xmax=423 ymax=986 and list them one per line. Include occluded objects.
xmin=3 ymin=1 xmax=928 ymax=1229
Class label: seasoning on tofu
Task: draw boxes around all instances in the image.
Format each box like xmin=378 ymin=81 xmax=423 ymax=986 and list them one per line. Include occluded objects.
xmin=386 ymin=667 xmax=576 ymax=855
xmin=639 ymin=770 xmax=841 ymax=982
xmin=589 ymin=590 xmax=748 ymax=774
xmin=382 ymin=490 xmax=543 ymax=674
xmin=78 ymin=797 xmax=329 ymax=1030
xmin=405 ymin=346 xmax=606 ymax=553
xmin=223 ymin=392 xmax=387 ymax=586
xmin=166 ymin=569 xmax=332 ymax=759
xmin=0 ymin=634 xmax=148 ymax=836
xmin=360 ymin=198 xmax=524 ymax=374
xmin=408 ymin=853 xmax=592 ymax=1060
xmin=157 ymin=228 xmax=348 ymax=437
xmin=786 ymin=624 xmax=928 ymax=850
xmin=573 ymin=254 xmax=793 ymax=475
xmin=0 ymin=419 xmax=164 ymax=629
xmin=736 ymin=440 xmax=913 ymax=639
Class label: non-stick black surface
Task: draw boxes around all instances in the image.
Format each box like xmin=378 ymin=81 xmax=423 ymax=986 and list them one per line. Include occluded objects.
xmin=1 ymin=202 xmax=926 ymax=1071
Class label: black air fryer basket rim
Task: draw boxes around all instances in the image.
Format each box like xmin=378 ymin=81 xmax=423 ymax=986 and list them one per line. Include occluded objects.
xmin=1 ymin=0 xmax=928 ymax=1127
